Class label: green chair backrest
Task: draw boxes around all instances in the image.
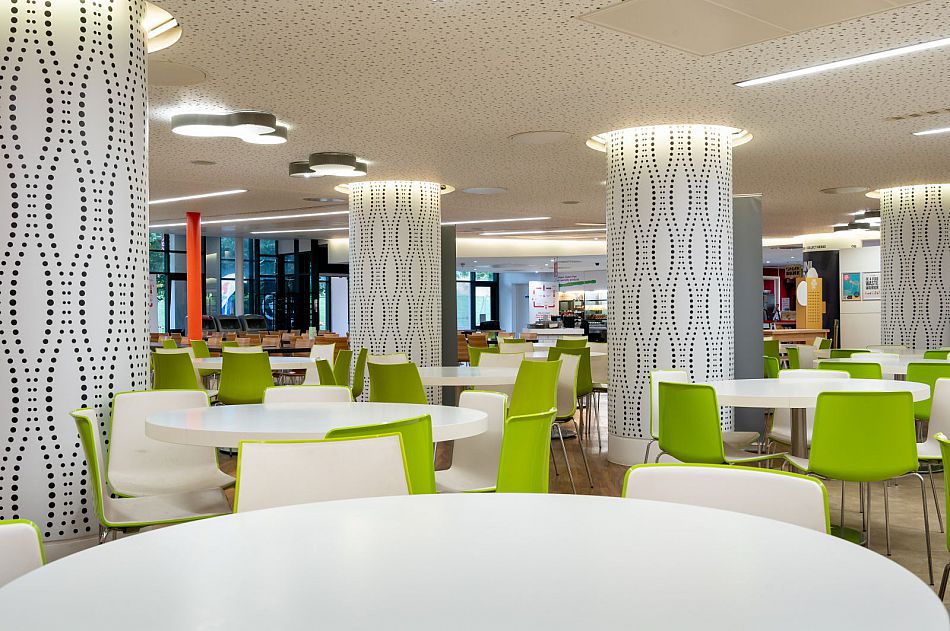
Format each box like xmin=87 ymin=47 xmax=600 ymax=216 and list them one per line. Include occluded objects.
xmin=818 ymin=338 xmax=832 ymax=350
xmin=763 ymin=356 xmax=780 ymax=378
xmin=763 ymin=339 xmax=780 ymax=360
xmin=217 ymin=350 xmax=274 ymax=405
xmin=314 ymin=359 xmax=337 ymax=385
xmin=162 ymin=339 xmax=179 ymax=349
xmin=829 ymin=349 xmax=870 ymax=359
xmin=556 ymin=339 xmax=587 ymax=349
xmin=368 ymin=362 xmax=427 ymax=404
xmin=351 ymin=348 xmax=368 ymax=398
xmin=190 ymin=339 xmax=211 ymax=358
xmin=924 ymin=350 xmax=950 ymax=360
xmin=810 ymin=391 xmax=917 ymax=482
xmin=495 ymin=407 xmax=558 ymax=493
xmin=657 ymin=382 xmax=725 ymax=464
xmin=326 ymin=414 xmax=435 ymax=494
xmin=906 ymin=362 xmax=950 ymax=421
xmin=507 ymin=359 xmax=560 ymax=419
xmin=70 ymin=410 xmax=109 ymax=526
xmin=549 ymin=347 xmax=592 ymax=397
xmin=786 ymin=346 xmax=801 ymax=370
xmin=817 ymin=361 xmax=882 ymax=379
xmin=469 ymin=345 xmax=499 ymax=367
xmin=152 ymin=351 xmax=201 ymax=390
xmin=936 ymin=433 xmax=950 ymax=554
xmin=220 ymin=340 xmax=239 ymax=348
xmin=333 ymin=349 xmax=353 ymax=387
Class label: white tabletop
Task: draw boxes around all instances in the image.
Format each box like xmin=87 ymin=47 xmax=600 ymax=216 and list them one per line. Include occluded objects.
xmin=417 ymin=366 xmax=517 ymax=386
xmin=145 ymin=402 xmax=487 ymax=448
xmin=1 ymin=494 xmax=944 ymax=630
xmin=195 ymin=356 xmax=314 ymax=371
xmin=523 ymin=328 xmax=586 ymax=336
xmin=704 ymin=378 xmax=930 ymax=408
xmin=526 ymin=350 xmax=606 ymax=360
xmin=819 ymin=357 xmax=950 ymax=378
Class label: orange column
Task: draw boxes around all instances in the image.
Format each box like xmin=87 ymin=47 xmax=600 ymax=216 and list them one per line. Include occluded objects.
xmin=186 ymin=212 xmax=203 ymax=341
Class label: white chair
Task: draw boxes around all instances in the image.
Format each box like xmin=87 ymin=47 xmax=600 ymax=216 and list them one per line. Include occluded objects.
xmin=917 ymin=379 xmax=950 ymax=534
xmin=868 ymin=344 xmax=909 ymax=354
xmin=812 ymin=338 xmax=824 ymax=349
xmin=861 ymin=352 xmax=900 ymax=363
xmin=477 ymin=352 xmax=523 ymax=398
xmin=367 ymin=352 xmax=409 ymax=365
xmin=0 ymin=520 xmax=44 ymax=586
xmin=107 ymin=391 xmax=234 ymax=496
xmin=435 ymin=391 xmax=507 ymax=492
xmin=263 ymin=385 xmax=353 ymax=403
xmin=233 ymin=434 xmax=410 ymax=513
xmin=71 ymin=409 xmax=231 ymax=542
xmin=646 ymin=370 xmax=757 ymax=463
xmin=309 ymin=343 xmax=336 ymax=363
xmin=767 ymin=369 xmax=850 ymax=449
xmin=622 ymin=464 xmax=829 ymax=533
xmin=552 ymin=353 xmax=593 ymax=493
xmin=795 ymin=345 xmax=817 ymax=369
xmin=499 ymin=339 xmax=535 ymax=354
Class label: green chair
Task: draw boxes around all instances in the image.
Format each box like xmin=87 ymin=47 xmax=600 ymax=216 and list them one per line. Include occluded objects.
xmin=351 ymin=348 xmax=368 ymax=399
xmin=829 ymin=349 xmax=870 ymax=359
xmin=785 ymin=392 xmax=932 ymax=583
xmin=161 ymin=339 xmax=179 ymax=349
xmin=817 ymin=361 xmax=882 ymax=379
xmin=495 ymin=408 xmax=559 ymax=493
xmin=220 ymin=340 xmax=239 ymax=348
xmin=507 ymin=359 xmax=560 ymax=418
xmin=549 ymin=347 xmax=597 ymax=444
xmin=763 ymin=339 xmax=780 ymax=361
xmin=368 ymin=362 xmax=427 ymax=404
xmin=763 ymin=356 xmax=780 ymax=378
xmin=818 ymin=338 xmax=832 ymax=350
xmin=190 ymin=339 xmax=215 ymax=378
xmin=934 ymin=433 xmax=950 ymax=598
xmin=333 ymin=349 xmax=353 ymax=387
xmin=786 ymin=346 xmax=801 ymax=370
xmin=906 ymin=362 xmax=950 ymax=422
xmin=655 ymin=382 xmax=783 ymax=466
xmin=217 ymin=350 xmax=274 ymax=405
xmin=555 ymin=338 xmax=587 ymax=349
xmin=924 ymin=350 xmax=950 ymax=360
xmin=152 ymin=350 xmax=202 ymax=390
xmin=327 ymin=415 xmax=435 ymax=494
xmin=468 ymin=345 xmax=499 ymax=367
xmin=311 ymin=359 xmax=337 ymax=385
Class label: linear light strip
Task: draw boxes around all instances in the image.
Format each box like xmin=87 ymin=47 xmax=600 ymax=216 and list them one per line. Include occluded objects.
xmin=148 ymin=210 xmax=349 ymax=229
xmin=148 ymin=189 xmax=248 ymax=205
xmin=913 ymin=126 xmax=950 ymax=136
xmin=735 ymin=36 xmax=950 ymax=87
xmin=480 ymin=227 xmax=606 ymax=236
xmin=442 ymin=216 xmax=550 ymax=226
xmin=250 ymin=227 xmax=349 ymax=235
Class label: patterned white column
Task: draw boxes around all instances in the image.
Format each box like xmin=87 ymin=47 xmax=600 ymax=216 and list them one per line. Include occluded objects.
xmin=348 ymin=181 xmax=442 ymax=401
xmin=880 ymin=185 xmax=950 ymax=349
xmin=606 ymin=125 xmax=734 ymax=463
xmin=0 ymin=0 xmax=149 ymax=540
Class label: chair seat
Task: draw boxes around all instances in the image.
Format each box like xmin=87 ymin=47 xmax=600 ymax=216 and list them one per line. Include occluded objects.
xmin=102 ymin=488 xmax=231 ymax=528
xmin=784 ymin=454 xmax=810 ymax=472
xmin=723 ymin=430 xmax=758 ymax=448
xmin=435 ymin=467 xmax=495 ymax=494
xmin=723 ymin=444 xmax=784 ymax=465
xmin=111 ymin=467 xmax=235 ymax=497
xmin=592 ymin=383 xmax=608 ymax=392
xmin=918 ymin=439 xmax=941 ymax=461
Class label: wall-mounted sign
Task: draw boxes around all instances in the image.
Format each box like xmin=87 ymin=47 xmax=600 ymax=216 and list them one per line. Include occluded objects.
xmin=842 ymin=272 xmax=862 ymax=301
xmin=862 ymin=272 xmax=881 ymax=300
xmin=784 ymin=264 xmax=803 ymax=277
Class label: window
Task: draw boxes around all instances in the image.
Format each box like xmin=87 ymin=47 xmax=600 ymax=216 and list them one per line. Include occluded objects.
xmin=148 ymin=232 xmax=187 ymax=333
xmin=456 ymin=271 xmax=498 ymax=330
xmin=257 ymin=240 xmax=278 ymax=327
xmin=220 ymin=238 xmax=250 ymax=316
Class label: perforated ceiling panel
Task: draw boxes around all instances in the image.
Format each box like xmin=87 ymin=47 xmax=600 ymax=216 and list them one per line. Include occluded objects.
xmin=880 ymin=185 xmax=950 ymax=349
xmin=0 ymin=0 xmax=150 ymax=540
xmin=606 ymin=125 xmax=734 ymax=441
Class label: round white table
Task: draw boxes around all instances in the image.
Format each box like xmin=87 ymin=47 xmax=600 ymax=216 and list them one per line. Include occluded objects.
xmin=0 ymin=494 xmax=944 ymax=630
xmin=819 ymin=357 xmax=950 ymax=379
xmin=195 ymin=356 xmax=314 ymax=371
xmin=416 ymin=366 xmax=517 ymax=387
xmin=525 ymin=350 xmax=606 ymax=361
xmin=145 ymin=402 xmax=487 ymax=448
xmin=705 ymin=378 xmax=931 ymax=457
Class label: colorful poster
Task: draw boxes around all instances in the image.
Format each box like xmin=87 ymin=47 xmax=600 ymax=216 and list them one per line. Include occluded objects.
xmin=862 ymin=272 xmax=881 ymax=300
xmin=842 ymin=272 xmax=862 ymax=301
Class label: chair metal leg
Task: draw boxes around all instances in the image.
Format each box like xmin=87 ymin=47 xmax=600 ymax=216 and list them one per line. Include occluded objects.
xmin=98 ymin=525 xmax=111 ymax=545
xmin=643 ymin=439 xmax=656 ymax=464
xmin=553 ymin=424 xmax=577 ymax=494
xmin=550 ymin=444 xmax=558 ymax=475
xmin=571 ymin=418 xmax=594 ymax=488
xmin=914 ymin=472 xmax=935 ymax=585
xmin=840 ymin=480 xmax=846 ymax=530
xmin=864 ymin=483 xmax=871 ymax=548
xmin=654 ymin=450 xmax=666 ymax=464
xmin=883 ymin=480 xmax=892 ymax=556
xmin=595 ymin=393 xmax=603 ymax=453
xmin=939 ymin=562 xmax=950 ymax=599
xmin=928 ymin=462 xmax=944 ymax=533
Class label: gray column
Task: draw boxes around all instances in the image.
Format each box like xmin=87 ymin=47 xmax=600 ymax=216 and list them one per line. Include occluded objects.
xmin=441 ymin=226 xmax=458 ymax=402
xmin=0 ymin=1 xmax=149 ymax=540
xmin=234 ymin=237 xmax=245 ymax=316
xmin=880 ymin=184 xmax=950 ymax=349
xmin=732 ymin=197 xmax=764 ymax=432
xmin=605 ymin=125 xmax=735 ymax=465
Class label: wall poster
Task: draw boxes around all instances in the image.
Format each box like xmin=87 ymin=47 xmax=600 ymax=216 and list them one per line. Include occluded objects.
xmin=862 ymin=272 xmax=881 ymax=300
xmin=842 ymin=272 xmax=862 ymax=301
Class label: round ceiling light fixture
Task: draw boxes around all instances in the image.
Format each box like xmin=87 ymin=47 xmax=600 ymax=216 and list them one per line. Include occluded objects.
xmin=508 ymin=131 xmax=572 ymax=145
xmin=820 ymin=186 xmax=870 ymax=194
xmin=462 ymin=187 xmax=508 ymax=195
xmin=144 ymin=2 xmax=182 ymax=53
xmin=865 ymin=189 xmax=881 ymax=199
xmin=333 ymin=183 xmax=455 ymax=195
xmin=586 ymin=127 xmax=752 ymax=152
xmin=290 ymin=161 xmax=319 ymax=178
xmin=308 ymin=152 xmax=368 ymax=177
xmin=171 ymin=111 xmax=288 ymax=144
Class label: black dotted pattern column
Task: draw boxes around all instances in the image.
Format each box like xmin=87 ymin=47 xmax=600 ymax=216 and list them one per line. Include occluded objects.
xmin=881 ymin=185 xmax=950 ymax=350
xmin=0 ymin=0 xmax=149 ymax=540
xmin=606 ymin=125 xmax=734 ymax=441
xmin=349 ymin=181 xmax=442 ymax=402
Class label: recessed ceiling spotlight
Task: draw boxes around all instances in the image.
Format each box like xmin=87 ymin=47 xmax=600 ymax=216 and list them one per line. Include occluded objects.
xmin=866 ymin=190 xmax=881 ymax=199
xmin=308 ymin=152 xmax=368 ymax=177
xmin=508 ymin=130 xmax=572 ymax=145
xmin=148 ymin=189 xmax=247 ymax=205
xmin=171 ymin=111 xmax=288 ymax=144
xmin=302 ymin=197 xmax=345 ymax=203
xmin=561 ymin=200 xmax=581 ymax=205
xmin=735 ymin=35 xmax=950 ymax=87
xmin=587 ymin=127 xmax=752 ymax=152
xmin=333 ymin=183 xmax=455 ymax=195
xmin=462 ymin=187 xmax=508 ymax=195
xmin=820 ymin=186 xmax=869 ymax=194
xmin=144 ymin=2 xmax=182 ymax=53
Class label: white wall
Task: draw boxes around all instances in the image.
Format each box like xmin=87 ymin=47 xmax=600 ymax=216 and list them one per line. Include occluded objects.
xmin=330 ymin=275 xmax=349 ymax=335
xmin=839 ymin=246 xmax=881 ymax=348
xmin=499 ymin=272 xmax=555 ymax=332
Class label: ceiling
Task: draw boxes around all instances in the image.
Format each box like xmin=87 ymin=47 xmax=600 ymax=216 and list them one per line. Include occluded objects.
xmin=457 ymin=255 xmax=606 ymax=274
xmin=148 ymin=0 xmax=950 ymax=239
